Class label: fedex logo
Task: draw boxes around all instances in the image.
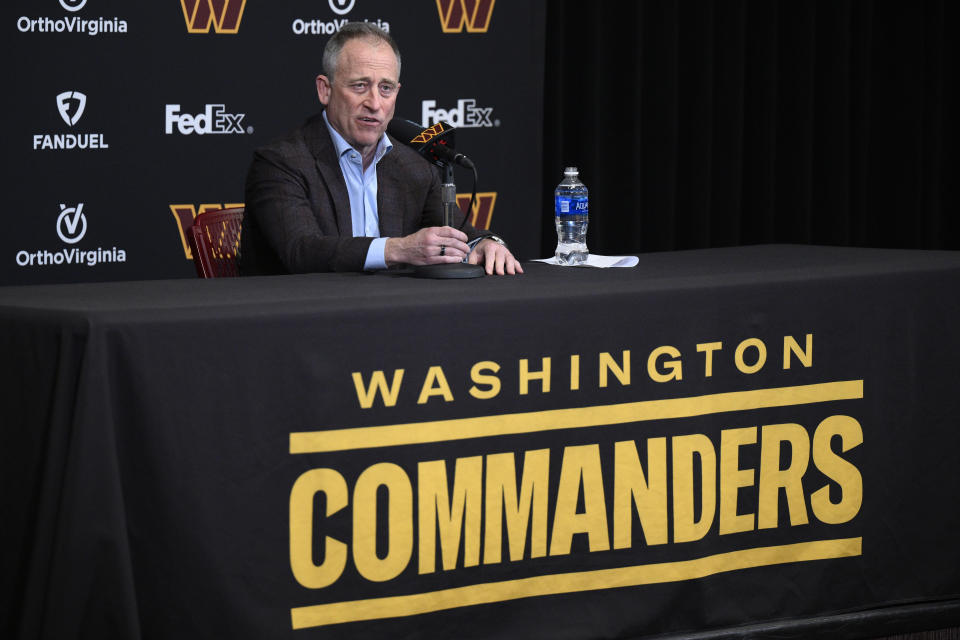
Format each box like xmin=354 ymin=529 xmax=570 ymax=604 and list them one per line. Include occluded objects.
xmin=421 ymin=99 xmax=496 ymax=129
xmin=165 ymin=104 xmax=249 ymax=135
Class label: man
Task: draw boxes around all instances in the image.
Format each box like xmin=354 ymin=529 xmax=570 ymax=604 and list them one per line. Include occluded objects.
xmin=239 ymin=22 xmax=522 ymax=276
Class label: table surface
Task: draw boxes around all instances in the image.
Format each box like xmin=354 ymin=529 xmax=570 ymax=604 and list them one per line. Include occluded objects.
xmin=3 ymin=244 xmax=960 ymax=640
xmin=3 ymin=244 xmax=959 ymax=317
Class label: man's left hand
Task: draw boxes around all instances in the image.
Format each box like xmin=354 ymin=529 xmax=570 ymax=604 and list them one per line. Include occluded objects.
xmin=468 ymin=238 xmax=524 ymax=275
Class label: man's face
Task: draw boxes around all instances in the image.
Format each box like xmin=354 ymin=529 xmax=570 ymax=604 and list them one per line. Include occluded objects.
xmin=316 ymin=38 xmax=400 ymax=159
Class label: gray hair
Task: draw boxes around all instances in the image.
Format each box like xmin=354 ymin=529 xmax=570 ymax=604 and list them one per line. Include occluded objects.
xmin=322 ymin=22 xmax=401 ymax=82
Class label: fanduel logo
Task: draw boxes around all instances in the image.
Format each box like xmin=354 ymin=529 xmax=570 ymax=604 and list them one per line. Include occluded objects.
xmin=56 ymin=91 xmax=86 ymax=126
xmin=165 ymin=104 xmax=251 ymax=135
xmin=16 ymin=0 xmax=129 ymax=36
xmin=436 ymin=0 xmax=495 ymax=33
xmin=14 ymin=202 xmax=128 ymax=268
xmin=181 ymin=0 xmax=245 ymax=34
xmin=422 ymin=99 xmax=497 ymax=128
xmin=33 ymin=91 xmax=109 ymax=150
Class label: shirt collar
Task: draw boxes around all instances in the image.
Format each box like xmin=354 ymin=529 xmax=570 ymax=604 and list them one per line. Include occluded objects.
xmin=322 ymin=110 xmax=393 ymax=165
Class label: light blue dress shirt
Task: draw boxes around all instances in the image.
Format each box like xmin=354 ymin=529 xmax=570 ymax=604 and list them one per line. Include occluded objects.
xmin=322 ymin=111 xmax=392 ymax=270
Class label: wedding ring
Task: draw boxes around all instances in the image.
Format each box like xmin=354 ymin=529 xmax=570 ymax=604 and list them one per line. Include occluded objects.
xmin=440 ymin=244 xmax=446 ymax=256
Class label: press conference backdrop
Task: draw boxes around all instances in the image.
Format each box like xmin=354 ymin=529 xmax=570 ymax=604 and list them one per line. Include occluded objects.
xmin=4 ymin=0 xmax=546 ymax=286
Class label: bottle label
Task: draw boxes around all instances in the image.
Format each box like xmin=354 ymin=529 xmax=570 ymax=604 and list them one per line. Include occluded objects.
xmin=555 ymin=196 xmax=588 ymax=216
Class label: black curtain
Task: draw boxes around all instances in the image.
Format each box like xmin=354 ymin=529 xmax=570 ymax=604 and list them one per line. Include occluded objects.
xmin=542 ymin=0 xmax=958 ymax=256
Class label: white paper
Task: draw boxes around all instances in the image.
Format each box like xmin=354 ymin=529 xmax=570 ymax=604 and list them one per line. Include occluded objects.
xmin=533 ymin=254 xmax=639 ymax=268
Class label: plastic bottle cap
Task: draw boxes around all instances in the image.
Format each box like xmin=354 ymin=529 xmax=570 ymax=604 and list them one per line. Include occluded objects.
xmin=564 ymin=167 xmax=578 ymax=175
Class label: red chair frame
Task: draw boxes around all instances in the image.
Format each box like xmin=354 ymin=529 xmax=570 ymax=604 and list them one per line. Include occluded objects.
xmin=189 ymin=207 xmax=244 ymax=278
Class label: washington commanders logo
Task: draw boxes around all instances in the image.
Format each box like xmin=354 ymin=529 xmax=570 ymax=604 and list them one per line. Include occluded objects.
xmin=180 ymin=0 xmax=245 ymax=34
xmin=171 ymin=203 xmax=243 ymax=259
xmin=436 ymin=0 xmax=495 ymax=33
xmin=457 ymin=192 xmax=496 ymax=230
xmin=411 ymin=122 xmax=448 ymax=145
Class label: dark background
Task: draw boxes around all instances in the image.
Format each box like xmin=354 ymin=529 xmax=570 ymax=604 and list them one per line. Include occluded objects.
xmin=3 ymin=1 xmax=957 ymax=287
xmin=542 ymin=0 xmax=958 ymax=257
xmin=3 ymin=0 xmax=545 ymax=285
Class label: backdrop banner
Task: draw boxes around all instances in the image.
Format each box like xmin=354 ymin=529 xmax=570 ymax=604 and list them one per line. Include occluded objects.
xmin=4 ymin=0 xmax=545 ymax=285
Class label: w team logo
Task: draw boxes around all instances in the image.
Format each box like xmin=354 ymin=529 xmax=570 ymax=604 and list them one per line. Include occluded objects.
xmin=411 ymin=122 xmax=448 ymax=145
xmin=458 ymin=192 xmax=496 ymax=230
xmin=180 ymin=0 xmax=246 ymax=34
xmin=436 ymin=0 xmax=495 ymax=33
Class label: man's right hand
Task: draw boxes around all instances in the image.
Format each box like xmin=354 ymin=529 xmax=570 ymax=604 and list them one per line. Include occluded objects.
xmin=384 ymin=226 xmax=471 ymax=267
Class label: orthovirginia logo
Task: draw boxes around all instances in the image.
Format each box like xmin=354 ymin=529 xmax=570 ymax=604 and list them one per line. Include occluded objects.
xmin=34 ymin=91 xmax=109 ymax=150
xmin=422 ymin=99 xmax=498 ymax=128
xmin=56 ymin=203 xmax=87 ymax=243
xmin=436 ymin=0 xmax=495 ymax=33
xmin=15 ymin=203 xmax=127 ymax=268
xmin=60 ymin=0 xmax=87 ymax=12
xmin=181 ymin=0 xmax=246 ymax=34
xmin=170 ymin=203 xmax=243 ymax=259
xmin=17 ymin=0 xmax=128 ymax=36
xmin=328 ymin=0 xmax=355 ymax=15
xmin=292 ymin=0 xmax=390 ymax=35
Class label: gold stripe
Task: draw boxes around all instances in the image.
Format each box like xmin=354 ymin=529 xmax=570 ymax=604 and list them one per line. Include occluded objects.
xmin=290 ymin=537 xmax=862 ymax=629
xmin=290 ymin=380 xmax=863 ymax=454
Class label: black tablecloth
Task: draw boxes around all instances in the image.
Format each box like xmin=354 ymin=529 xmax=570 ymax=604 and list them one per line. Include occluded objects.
xmin=3 ymin=245 xmax=960 ymax=639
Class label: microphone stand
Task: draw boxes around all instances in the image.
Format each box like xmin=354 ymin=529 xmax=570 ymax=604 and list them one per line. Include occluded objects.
xmin=413 ymin=162 xmax=485 ymax=279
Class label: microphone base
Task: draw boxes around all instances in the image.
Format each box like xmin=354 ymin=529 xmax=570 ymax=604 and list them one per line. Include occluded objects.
xmin=412 ymin=263 xmax=485 ymax=279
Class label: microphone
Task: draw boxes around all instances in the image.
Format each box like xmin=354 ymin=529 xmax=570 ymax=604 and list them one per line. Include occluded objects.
xmin=387 ymin=118 xmax=475 ymax=169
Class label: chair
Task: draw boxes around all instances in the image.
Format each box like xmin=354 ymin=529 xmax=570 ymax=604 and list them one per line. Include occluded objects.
xmin=189 ymin=207 xmax=244 ymax=278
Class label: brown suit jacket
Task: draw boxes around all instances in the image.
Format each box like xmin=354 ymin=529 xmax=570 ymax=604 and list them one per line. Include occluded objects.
xmin=238 ymin=113 xmax=486 ymax=275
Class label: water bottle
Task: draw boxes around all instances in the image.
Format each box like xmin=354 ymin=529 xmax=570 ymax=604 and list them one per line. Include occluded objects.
xmin=554 ymin=167 xmax=588 ymax=265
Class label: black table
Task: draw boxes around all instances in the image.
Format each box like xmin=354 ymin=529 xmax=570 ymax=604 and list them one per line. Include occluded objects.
xmin=3 ymin=245 xmax=960 ymax=639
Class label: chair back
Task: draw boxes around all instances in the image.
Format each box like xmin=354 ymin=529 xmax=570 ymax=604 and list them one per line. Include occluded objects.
xmin=189 ymin=207 xmax=244 ymax=278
